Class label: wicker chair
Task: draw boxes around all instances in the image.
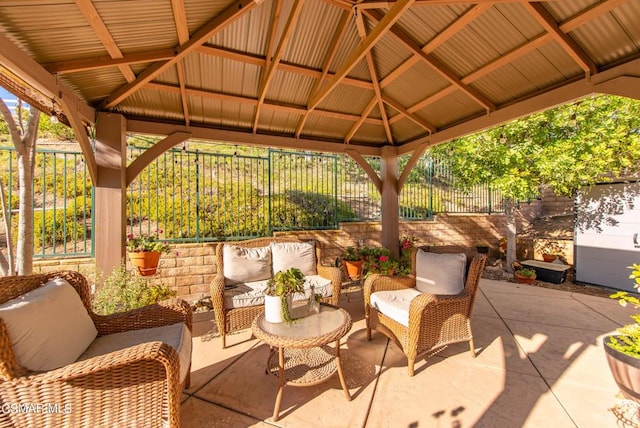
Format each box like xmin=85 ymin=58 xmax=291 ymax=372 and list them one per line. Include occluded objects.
xmin=0 ymin=271 xmax=192 ymax=428
xmin=211 ymin=237 xmax=342 ymax=348
xmin=364 ymin=247 xmax=487 ymax=376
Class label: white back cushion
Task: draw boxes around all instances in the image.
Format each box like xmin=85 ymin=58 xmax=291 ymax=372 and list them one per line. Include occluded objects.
xmin=415 ymin=250 xmax=466 ymax=295
xmin=271 ymin=241 xmax=317 ymax=276
xmin=223 ymin=245 xmax=272 ymax=284
xmin=0 ymin=278 xmax=98 ymax=371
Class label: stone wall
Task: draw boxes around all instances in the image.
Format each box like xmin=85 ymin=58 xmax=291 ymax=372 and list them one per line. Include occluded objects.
xmin=33 ymin=200 xmax=541 ymax=304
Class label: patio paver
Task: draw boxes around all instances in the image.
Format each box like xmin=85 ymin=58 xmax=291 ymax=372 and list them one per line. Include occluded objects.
xmin=182 ymin=278 xmax=636 ymax=427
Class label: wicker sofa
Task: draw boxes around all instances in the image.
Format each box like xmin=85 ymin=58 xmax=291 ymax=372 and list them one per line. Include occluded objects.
xmin=364 ymin=246 xmax=487 ymax=376
xmin=0 ymin=271 xmax=192 ymax=428
xmin=211 ymin=237 xmax=342 ymax=347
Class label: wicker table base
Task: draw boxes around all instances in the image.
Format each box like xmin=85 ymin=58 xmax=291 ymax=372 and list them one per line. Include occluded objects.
xmin=252 ymin=304 xmax=352 ymax=421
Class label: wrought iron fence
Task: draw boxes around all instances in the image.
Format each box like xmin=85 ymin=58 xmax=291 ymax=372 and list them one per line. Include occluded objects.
xmin=1 ymin=146 xmax=93 ymax=258
xmin=0 ymin=145 xmax=505 ymax=257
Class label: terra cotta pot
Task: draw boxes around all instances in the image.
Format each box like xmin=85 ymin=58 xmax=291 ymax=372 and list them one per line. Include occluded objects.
xmin=128 ymin=251 xmax=161 ymax=276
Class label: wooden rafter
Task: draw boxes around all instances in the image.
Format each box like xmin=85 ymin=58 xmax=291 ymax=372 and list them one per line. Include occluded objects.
xmin=295 ymin=10 xmax=350 ymax=138
xmin=345 ymin=97 xmax=377 ymax=143
xmin=559 ymin=0 xmax=629 ymax=33
xmin=356 ymin=11 xmax=393 ymax=144
xmin=126 ymin=131 xmax=191 ymax=186
xmin=146 ymin=82 xmax=385 ymax=125
xmin=365 ymin=9 xmax=495 ymax=112
xmin=42 ymin=49 xmax=176 ymax=74
xmin=388 ymin=85 xmax=456 ymax=124
xmin=74 ymin=0 xmax=136 ymax=83
xmin=307 ymin=0 xmax=415 ymax=111
xmin=100 ymin=0 xmax=258 ymax=109
xmin=253 ymin=0 xmax=303 ymax=133
xmin=522 ymin=2 xmax=597 ymax=76
xmin=380 ymin=3 xmax=492 ymax=89
xmin=171 ymin=0 xmax=191 ymax=126
xmin=383 ymin=94 xmax=436 ymax=133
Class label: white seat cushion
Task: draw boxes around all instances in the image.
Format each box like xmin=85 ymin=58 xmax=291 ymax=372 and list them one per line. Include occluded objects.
xmin=415 ymin=250 xmax=466 ymax=295
xmin=0 ymin=278 xmax=98 ymax=371
xmin=224 ymin=275 xmax=332 ymax=309
xmin=271 ymin=241 xmax=317 ymax=276
xmin=370 ymin=288 xmax=423 ymax=327
xmin=223 ymin=245 xmax=272 ymax=285
xmin=78 ymin=323 xmax=192 ymax=383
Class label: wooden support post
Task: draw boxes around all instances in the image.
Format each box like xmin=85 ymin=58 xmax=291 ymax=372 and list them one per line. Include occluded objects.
xmin=380 ymin=146 xmax=400 ymax=259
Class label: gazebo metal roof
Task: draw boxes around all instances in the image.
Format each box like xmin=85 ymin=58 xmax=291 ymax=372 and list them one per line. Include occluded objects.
xmin=1 ymin=0 xmax=639 ymax=158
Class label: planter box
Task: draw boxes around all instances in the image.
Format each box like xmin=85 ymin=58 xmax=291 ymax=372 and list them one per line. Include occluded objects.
xmin=521 ymin=260 xmax=571 ymax=284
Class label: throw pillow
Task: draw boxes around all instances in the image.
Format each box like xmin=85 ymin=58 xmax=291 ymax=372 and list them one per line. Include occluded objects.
xmin=415 ymin=250 xmax=466 ymax=295
xmin=271 ymin=241 xmax=317 ymax=276
xmin=223 ymin=245 xmax=272 ymax=284
xmin=0 ymin=278 xmax=98 ymax=371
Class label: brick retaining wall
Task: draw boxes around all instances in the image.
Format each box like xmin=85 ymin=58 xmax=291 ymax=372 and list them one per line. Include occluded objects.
xmin=33 ymin=201 xmax=540 ymax=304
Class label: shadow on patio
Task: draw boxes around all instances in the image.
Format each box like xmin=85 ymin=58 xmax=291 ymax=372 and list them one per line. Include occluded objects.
xmin=181 ymin=278 xmax=634 ymax=427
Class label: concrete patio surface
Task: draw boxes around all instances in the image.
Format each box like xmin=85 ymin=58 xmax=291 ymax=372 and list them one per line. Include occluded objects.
xmin=181 ymin=278 xmax=637 ymax=427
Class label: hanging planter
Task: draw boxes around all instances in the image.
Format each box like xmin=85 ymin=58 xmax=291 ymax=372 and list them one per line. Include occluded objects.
xmin=128 ymin=251 xmax=161 ymax=276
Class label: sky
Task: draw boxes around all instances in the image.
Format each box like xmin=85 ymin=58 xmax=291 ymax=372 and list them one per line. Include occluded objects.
xmin=0 ymin=86 xmax=18 ymax=112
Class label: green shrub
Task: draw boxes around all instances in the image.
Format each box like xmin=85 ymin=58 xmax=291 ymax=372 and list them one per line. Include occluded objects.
xmin=33 ymin=196 xmax=91 ymax=248
xmin=92 ymin=262 xmax=176 ymax=315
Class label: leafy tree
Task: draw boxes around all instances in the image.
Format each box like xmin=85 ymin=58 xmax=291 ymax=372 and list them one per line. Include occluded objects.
xmin=0 ymin=99 xmax=40 ymax=275
xmin=431 ymin=95 xmax=640 ymax=270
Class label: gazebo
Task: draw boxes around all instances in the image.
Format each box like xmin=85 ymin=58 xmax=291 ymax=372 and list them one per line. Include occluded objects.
xmin=1 ymin=0 xmax=639 ymax=277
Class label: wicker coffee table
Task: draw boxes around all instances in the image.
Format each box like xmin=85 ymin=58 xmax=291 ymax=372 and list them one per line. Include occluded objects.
xmin=251 ymin=303 xmax=352 ymax=421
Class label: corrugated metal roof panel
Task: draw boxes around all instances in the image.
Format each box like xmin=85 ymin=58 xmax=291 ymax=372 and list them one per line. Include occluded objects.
xmin=471 ymin=66 xmax=536 ymax=106
xmin=94 ymin=0 xmax=177 ymax=51
xmin=316 ymin=84 xmax=374 ymax=117
xmin=396 ymin=4 xmax=468 ymax=46
xmin=284 ymin=1 xmax=344 ymax=70
xmin=371 ymin=34 xmax=413 ymax=80
xmin=383 ymin=61 xmax=451 ymax=109
xmin=509 ymin=50 xmax=568 ymax=91
xmin=210 ymin=2 xmax=272 ymax=57
xmin=613 ymin=2 xmax=640 ymax=53
xmin=183 ymin=0 xmax=242 ymax=35
xmin=544 ymin=0 xmax=602 ymax=22
xmin=417 ymin=91 xmax=484 ymax=129
xmin=258 ymin=109 xmax=298 ymax=135
xmin=181 ymin=53 xmax=261 ymax=98
xmin=351 ymin=122 xmax=387 ymax=145
xmin=188 ymin=97 xmax=254 ymax=129
xmin=492 ymin=3 xmax=544 ymax=40
xmin=62 ymin=69 xmax=126 ymax=103
xmin=536 ymin=42 xmax=584 ymax=79
xmin=389 ymin=117 xmax=427 ymax=143
xmin=266 ymin=70 xmax=315 ymax=106
xmin=117 ymin=88 xmax=184 ymax=121
xmin=303 ymin=115 xmax=353 ymax=142
xmin=570 ymin=12 xmax=638 ymax=66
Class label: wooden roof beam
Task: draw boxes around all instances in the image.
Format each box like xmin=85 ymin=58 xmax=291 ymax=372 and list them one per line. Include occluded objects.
xmin=296 ymin=10 xmax=350 ymax=138
xmin=522 ymin=2 xmax=597 ymax=76
xmin=253 ymin=0 xmax=303 ymax=133
xmin=383 ymin=94 xmax=436 ymax=133
xmin=559 ymin=0 xmax=629 ymax=33
xmin=345 ymin=97 xmax=377 ymax=143
xmin=365 ymin=9 xmax=495 ymax=112
xmin=146 ymin=82 xmax=385 ymax=125
xmin=171 ymin=0 xmax=191 ymax=126
xmin=42 ymin=49 xmax=176 ymax=74
xmin=356 ymin=12 xmax=393 ymax=143
xmin=100 ymin=0 xmax=258 ymax=109
xmin=307 ymin=0 xmax=415 ymax=111
xmin=74 ymin=0 xmax=136 ymax=82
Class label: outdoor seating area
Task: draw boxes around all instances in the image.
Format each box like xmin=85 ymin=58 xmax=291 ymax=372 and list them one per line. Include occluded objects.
xmin=183 ymin=278 xmax=637 ymax=427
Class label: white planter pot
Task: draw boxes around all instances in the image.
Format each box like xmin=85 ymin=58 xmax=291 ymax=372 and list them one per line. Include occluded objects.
xmin=264 ymin=294 xmax=292 ymax=323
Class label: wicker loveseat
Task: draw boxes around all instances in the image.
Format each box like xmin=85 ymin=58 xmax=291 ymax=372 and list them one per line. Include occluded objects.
xmin=211 ymin=237 xmax=342 ymax=347
xmin=364 ymin=246 xmax=487 ymax=376
xmin=0 ymin=271 xmax=192 ymax=428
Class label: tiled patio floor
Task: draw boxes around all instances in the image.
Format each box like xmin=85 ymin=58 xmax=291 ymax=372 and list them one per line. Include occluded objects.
xmin=181 ymin=278 xmax=636 ymax=427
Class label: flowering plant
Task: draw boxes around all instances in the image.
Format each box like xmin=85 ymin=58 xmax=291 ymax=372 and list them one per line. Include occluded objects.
xmin=367 ymin=254 xmax=400 ymax=276
xmin=399 ymin=235 xmax=418 ymax=251
xmin=127 ymin=231 xmax=171 ymax=253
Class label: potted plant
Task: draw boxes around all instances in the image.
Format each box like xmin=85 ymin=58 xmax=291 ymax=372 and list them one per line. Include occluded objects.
xmin=514 ymin=268 xmax=536 ymax=284
xmin=264 ymin=267 xmax=306 ymax=324
xmin=127 ymin=230 xmax=171 ymax=276
xmin=367 ymin=254 xmax=400 ymax=276
xmin=341 ymin=246 xmax=364 ymax=280
xmin=604 ymin=263 xmax=640 ymax=403
xmin=93 ymin=262 xmax=176 ymax=315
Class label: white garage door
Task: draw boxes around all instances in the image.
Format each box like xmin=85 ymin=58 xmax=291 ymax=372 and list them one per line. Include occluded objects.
xmin=575 ymin=182 xmax=640 ymax=292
